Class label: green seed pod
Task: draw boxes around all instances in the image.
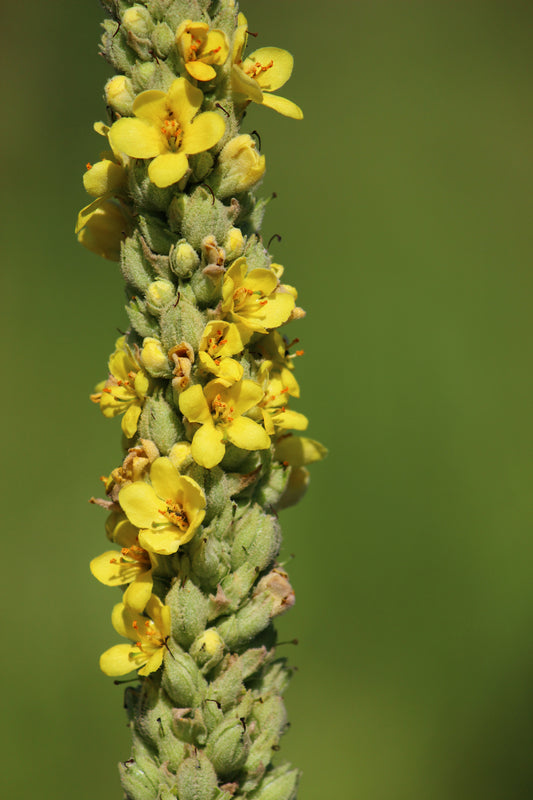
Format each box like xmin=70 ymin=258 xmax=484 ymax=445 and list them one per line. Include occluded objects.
xmin=206 ymin=717 xmax=249 ymax=779
xmin=248 ymin=766 xmax=300 ymax=800
xmin=175 ymin=752 xmax=218 ymax=800
xmin=121 ymin=233 xmax=154 ymax=293
xmin=231 ymin=504 xmax=282 ymax=573
xmin=151 ymin=22 xmax=175 ymax=58
xmin=167 ymin=577 xmax=209 ymax=649
xmin=162 ymin=649 xmax=208 ymax=709
xmin=160 ymin=297 xmax=206 ymax=353
xmin=138 ymin=394 xmax=184 ymax=454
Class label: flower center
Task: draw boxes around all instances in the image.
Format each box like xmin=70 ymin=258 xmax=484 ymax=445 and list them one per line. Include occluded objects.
xmin=132 ymin=619 xmax=166 ymax=652
xmin=245 ymin=59 xmax=274 ymax=79
xmin=161 ymin=113 xmax=183 ymax=151
xmin=159 ymin=499 xmax=189 ymax=531
xmin=210 ymin=394 xmax=235 ymax=424
xmin=207 ymin=329 xmax=229 ymax=357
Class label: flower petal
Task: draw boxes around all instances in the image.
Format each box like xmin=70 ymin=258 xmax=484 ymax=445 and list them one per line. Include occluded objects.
xmin=132 ymin=90 xmax=167 ymax=122
xmin=225 ymin=416 xmax=271 ymax=451
xmin=119 ymin=482 xmax=161 ymax=529
xmin=148 ymin=152 xmax=189 ymax=188
xmin=100 ymin=644 xmax=146 ymax=676
xmin=123 ymin=570 xmax=153 ymax=613
xmin=260 ymin=93 xmax=303 ymax=120
xmin=181 ymin=112 xmax=225 ymax=155
xmin=109 ymin=117 xmax=165 ymax=159
xmin=226 ymin=379 xmax=265 ymax=415
xmin=111 ymin=602 xmax=146 ymax=640
xmin=191 ymin=424 xmax=225 ymax=469
xmin=122 ymin=404 xmax=141 ymax=439
xmin=244 ymin=268 xmax=278 ymax=295
xmin=139 ymin=526 xmax=189 ymax=555
xmin=150 ymin=457 xmax=182 ymax=502
xmin=179 ymin=384 xmax=212 ymax=424
xmin=90 ymin=551 xmax=141 ymax=587
xmin=231 ymin=64 xmax=264 ymax=103
xmin=166 ymin=77 xmax=203 ymax=124
xmin=186 ymin=61 xmax=216 ymax=81
xmin=138 ymin=648 xmax=164 ymax=676
xmin=244 ymin=47 xmax=293 ymax=92
xmin=83 ymin=160 xmax=127 ymax=197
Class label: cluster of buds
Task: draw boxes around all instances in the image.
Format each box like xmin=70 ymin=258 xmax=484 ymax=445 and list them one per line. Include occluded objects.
xmin=80 ymin=2 xmax=325 ymax=799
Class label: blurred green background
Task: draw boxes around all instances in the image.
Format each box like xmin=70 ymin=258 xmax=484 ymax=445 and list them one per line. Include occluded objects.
xmin=3 ymin=0 xmax=533 ymax=797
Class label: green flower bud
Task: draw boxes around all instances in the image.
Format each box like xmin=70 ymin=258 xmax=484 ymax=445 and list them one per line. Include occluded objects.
xmin=171 ymin=240 xmax=200 ymax=278
xmin=219 ymin=563 xmax=258 ymax=612
xmin=206 ymin=717 xmax=249 ymax=779
xmin=248 ymin=766 xmax=300 ymax=800
xmin=216 ymin=597 xmax=273 ymax=651
xmin=104 ymin=74 xmax=135 ymax=115
xmin=190 ymin=629 xmax=225 ymax=672
xmin=145 ymin=279 xmax=175 ymax=314
xmin=179 ymin=188 xmax=236 ymax=251
xmin=151 ymin=22 xmax=175 ymax=58
xmin=138 ymin=394 xmax=184 ymax=454
xmin=119 ymin=756 xmax=159 ymax=799
xmin=172 ymin=707 xmax=208 ymax=746
xmin=167 ymin=577 xmax=209 ymax=649
xmin=176 ymin=752 xmax=218 ymax=800
xmin=160 ymin=297 xmax=206 ymax=353
xmin=189 ymin=531 xmax=230 ymax=591
xmin=120 ymin=234 xmax=154 ymax=293
xmin=162 ymin=649 xmax=208 ymax=709
xmin=126 ymin=296 xmax=160 ymax=338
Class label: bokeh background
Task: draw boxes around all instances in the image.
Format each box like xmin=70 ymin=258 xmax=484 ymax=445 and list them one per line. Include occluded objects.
xmin=3 ymin=0 xmax=533 ymax=797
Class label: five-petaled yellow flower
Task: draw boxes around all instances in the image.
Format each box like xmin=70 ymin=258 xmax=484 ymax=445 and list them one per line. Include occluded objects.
xmin=119 ymin=457 xmax=206 ymax=555
xmin=179 ymin=378 xmax=270 ymax=469
xmin=231 ymin=13 xmax=303 ymax=119
xmin=198 ymin=320 xmax=244 ymax=383
xmin=108 ymin=78 xmax=225 ymax=188
xmin=99 ymin=595 xmax=171 ymax=677
xmin=91 ymin=336 xmax=150 ymax=439
xmin=90 ymin=521 xmax=155 ymax=613
xmin=221 ymin=259 xmax=295 ymax=345
xmin=176 ymin=20 xmax=229 ymax=82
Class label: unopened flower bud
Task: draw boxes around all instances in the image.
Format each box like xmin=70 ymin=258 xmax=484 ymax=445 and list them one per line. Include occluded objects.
xmin=122 ymin=5 xmax=153 ymax=37
xmin=214 ymin=135 xmax=266 ymax=197
xmin=190 ymin=629 xmax=225 ymax=671
xmin=249 ymin=765 xmax=300 ymax=800
xmin=141 ymin=337 xmax=170 ymax=377
xmin=168 ymin=441 xmax=193 ymax=471
xmin=104 ymin=75 xmax=135 ymax=116
xmin=171 ymin=240 xmax=200 ymax=278
xmin=224 ymin=227 xmax=245 ymax=260
xmin=145 ymin=279 xmax=175 ymax=314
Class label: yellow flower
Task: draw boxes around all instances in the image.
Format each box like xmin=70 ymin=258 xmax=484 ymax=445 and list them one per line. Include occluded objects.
xmin=99 ymin=595 xmax=171 ymax=677
xmin=108 ymin=78 xmax=225 ymax=187
xmin=221 ymin=259 xmax=295 ymax=344
xmin=90 ymin=336 xmax=150 ymax=439
xmin=90 ymin=523 xmax=156 ymax=613
xmin=254 ymin=331 xmax=301 ymax=398
xmin=179 ymin=378 xmax=270 ymax=469
xmin=231 ymin=13 xmax=303 ymax=119
xmin=175 ymin=20 xmax=230 ymax=82
xmin=256 ymin=368 xmax=308 ymax=436
xmin=119 ymin=457 xmax=206 ymax=555
xmin=198 ymin=321 xmax=244 ymax=384
xmin=75 ymin=195 xmax=133 ymax=262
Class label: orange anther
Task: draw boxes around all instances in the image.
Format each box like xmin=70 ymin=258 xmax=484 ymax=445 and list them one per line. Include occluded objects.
xmin=295 ymin=350 xmax=304 ymax=356
xmin=86 ymin=163 xmax=92 ymax=170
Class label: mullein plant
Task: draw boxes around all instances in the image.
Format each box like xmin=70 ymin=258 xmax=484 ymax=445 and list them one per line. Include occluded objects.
xmin=77 ymin=2 xmax=326 ymax=798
